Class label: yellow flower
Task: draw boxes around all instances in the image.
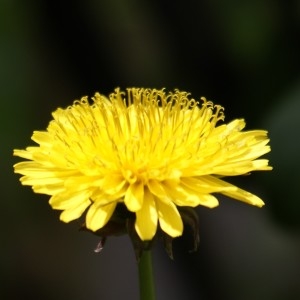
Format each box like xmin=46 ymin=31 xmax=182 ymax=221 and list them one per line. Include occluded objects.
xmin=14 ymin=88 xmax=272 ymax=241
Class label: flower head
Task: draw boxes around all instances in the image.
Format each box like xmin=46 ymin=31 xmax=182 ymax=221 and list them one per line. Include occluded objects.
xmin=14 ymin=88 xmax=272 ymax=241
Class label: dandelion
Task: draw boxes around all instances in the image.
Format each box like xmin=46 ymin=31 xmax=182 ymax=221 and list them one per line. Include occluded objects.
xmin=14 ymin=88 xmax=272 ymax=242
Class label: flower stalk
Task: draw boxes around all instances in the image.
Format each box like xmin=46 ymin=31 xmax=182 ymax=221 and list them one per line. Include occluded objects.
xmin=138 ymin=250 xmax=155 ymax=300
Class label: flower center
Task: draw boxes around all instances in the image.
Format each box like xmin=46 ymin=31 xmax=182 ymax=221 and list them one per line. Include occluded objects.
xmin=122 ymin=166 xmax=153 ymax=185
xmin=123 ymin=169 xmax=138 ymax=184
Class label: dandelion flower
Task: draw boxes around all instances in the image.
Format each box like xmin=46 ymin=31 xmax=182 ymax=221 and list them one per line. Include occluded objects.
xmin=14 ymin=88 xmax=272 ymax=241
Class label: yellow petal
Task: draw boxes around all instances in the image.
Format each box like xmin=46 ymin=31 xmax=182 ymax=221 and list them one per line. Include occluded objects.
xmin=196 ymin=194 xmax=219 ymax=207
xmin=156 ymin=199 xmax=183 ymax=237
xmin=14 ymin=162 xmax=77 ymax=178
xmin=33 ymin=183 xmax=65 ymax=195
xmin=251 ymin=159 xmax=273 ymax=171
xmin=20 ymin=175 xmax=64 ymax=186
xmin=60 ymin=199 xmax=91 ymax=222
xmin=147 ymin=179 xmax=166 ymax=198
xmin=124 ymin=181 xmax=144 ymax=212
xmin=100 ymin=174 xmax=127 ymax=196
xmin=49 ymin=190 xmax=91 ymax=210
xmin=135 ymin=189 xmax=158 ymax=240
xmin=207 ymin=176 xmax=265 ymax=207
xmin=181 ymin=176 xmax=235 ymax=194
xmin=13 ymin=149 xmax=34 ymax=160
xmin=163 ymin=183 xmax=206 ymax=207
xmin=163 ymin=179 xmax=219 ymax=208
xmin=222 ymin=187 xmax=265 ymax=207
xmin=65 ymin=176 xmax=102 ymax=190
xmin=211 ymin=160 xmax=271 ymax=176
xmin=31 ymin=131 xmax=52 ymax=145
xmin=86 ymin=202 xmax=117 ymax=231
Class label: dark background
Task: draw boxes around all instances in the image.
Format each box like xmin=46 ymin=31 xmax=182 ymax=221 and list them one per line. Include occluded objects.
xmin=1 ymin=1 xmax=300 ymax=299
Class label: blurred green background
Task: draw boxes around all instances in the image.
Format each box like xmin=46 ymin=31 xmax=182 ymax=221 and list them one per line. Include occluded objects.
xmin=1 ymin=1 xmax=300 ymax=299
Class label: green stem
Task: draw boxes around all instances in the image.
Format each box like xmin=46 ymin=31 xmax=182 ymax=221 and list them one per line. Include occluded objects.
xmin=138 ymin=250 xmax=156 ymax=300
